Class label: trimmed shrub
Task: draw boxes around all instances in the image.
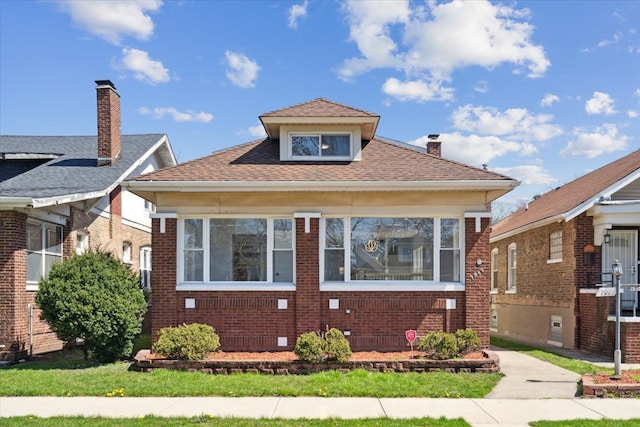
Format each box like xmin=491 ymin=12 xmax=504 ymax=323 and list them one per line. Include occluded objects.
xmin=324 ymin=328 xmax=352 ymax=362
xmin=36 ymin=250 xmax=147 ymax=362
xmin=455 ymin=328 xmax=481 ymax=354
xmin=417 ymin=331 xmax=459 ymax=360
xmin=294 ymin=331 xmax=325 ymax=363
xmin=153 ymin=323 xmax=220 ymax=360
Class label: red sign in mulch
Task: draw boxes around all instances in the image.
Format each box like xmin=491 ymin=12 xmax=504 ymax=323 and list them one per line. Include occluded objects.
xmin=405 ymin=329 xmax=417 ymax=343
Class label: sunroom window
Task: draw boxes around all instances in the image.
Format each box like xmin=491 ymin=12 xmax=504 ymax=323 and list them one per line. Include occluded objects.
xmin=322 ymin=217 xmax=462 ymax=283
xmin=291 ymin=133 xmax=351 ymax=158
xmin=180 ymin=217 xmax=293 ymax=283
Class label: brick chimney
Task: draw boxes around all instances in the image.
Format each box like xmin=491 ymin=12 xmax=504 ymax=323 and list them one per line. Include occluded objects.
xmin=426 ymin=134 xmax=441 ymax=157
xmin=96 ymin=80 xmax=121 ymax=166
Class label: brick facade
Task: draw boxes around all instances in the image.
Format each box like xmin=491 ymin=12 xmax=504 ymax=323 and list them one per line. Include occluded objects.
xmin=150 ymin=215 xmax=489 ymax=352
xmin=0 ymin=190 xmax=151 ymax=357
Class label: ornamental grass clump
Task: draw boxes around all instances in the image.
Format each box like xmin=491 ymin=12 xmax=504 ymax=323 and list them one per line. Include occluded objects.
xmin=153 ymin=323 xmax=220 ymax=360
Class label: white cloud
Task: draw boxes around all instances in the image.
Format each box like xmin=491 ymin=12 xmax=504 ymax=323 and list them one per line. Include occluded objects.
xmin=225 ymin=51 xmax=261 ymax=88
xmin=474 ymin=80 xmax=489 ymax=94
xmin=338 ymin=0 xmax=550 ymax=101
xmin=410 ymin=132 xmax=523 ymax=166
xmin=247 ymin=123 xmax=268 ymax=138
xmin=628 ymin=110 xmax=639 ymax=118
xmin=451 ymin=104 xmax=563 ymax=141
xmin=492 ymin=165 xmax=556 ymax=186
xmin=560 ymin=124 xmax=629 ymax=158
xmin=139 ymin=106 xmax=213 ymax=123
xmin=56 ymin=0 xmax=161 ymax=45
xmin=119 ymin=48 xmax=170 ymax=84
xmin=382 ymin=77 xmax=454 ymax=102
xmin=635 ymin=88 xmax=640 ymax=99
xmin=540 ymin=93 xmax=559 ymax=107
xmin=288 ymin=1 xmax=308 ymax=30
xmin=585 ymin=91 xmax=617 ymax=115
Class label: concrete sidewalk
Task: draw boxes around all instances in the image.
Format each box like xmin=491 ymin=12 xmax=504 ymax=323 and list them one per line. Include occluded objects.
xmin=1 ymin=347 xmax=639 ymax=426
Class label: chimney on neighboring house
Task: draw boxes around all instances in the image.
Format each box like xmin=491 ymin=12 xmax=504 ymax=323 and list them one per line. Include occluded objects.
xmin=426 ymin=134 xmax=441 ymax=157
xmin=95 ymin=80 xmax=121 ymax=166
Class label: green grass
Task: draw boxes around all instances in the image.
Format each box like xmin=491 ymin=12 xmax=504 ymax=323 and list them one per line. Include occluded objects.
xmin=1 ymin=354 xmax=502 ymax=398
xmin=490 ymin=337 xmax=613 ymax=376
xmin=0 ymin=416 xmax=471 ymax=427
xmin=531 ymin=420 xmax=640 ymax=427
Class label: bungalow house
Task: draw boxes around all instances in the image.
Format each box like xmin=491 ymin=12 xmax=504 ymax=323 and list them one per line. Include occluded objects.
xmin=0 ymin=80 xmax=177 ymax=359
xmin=490 ymin=150 xmax=640 ymax=362
xmin=123 ymin=98 xmax=518 ymax=352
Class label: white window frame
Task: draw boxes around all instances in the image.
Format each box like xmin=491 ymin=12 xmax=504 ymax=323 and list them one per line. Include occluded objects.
xmin=490 ymin=248 xmax=499 ymax=293
xmin=548 ymin=230 xmax=562 ymax=263
xmin=26 ymin=220 xmax=63 ymax=291
xmin=288 ymin=131 xmax=353 ymax=161
xmin=177 ymin=216 xmax=295 ymax=291
xmin=320 ymin=216 xmax=465 ymax=292
xmin=76 ymin=230 xmax=89 ymax=255
xmin=122 ymin=241 xmax=132 ymax=265
xmin=507 ymin=243 xmax=517 ymax=293
xmin=140 ymin=246 xmax=152 ymax=291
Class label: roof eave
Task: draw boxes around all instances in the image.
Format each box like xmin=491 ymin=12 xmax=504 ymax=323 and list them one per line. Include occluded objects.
xmin=490 ymin=213 xmax=567 ymax=243
xmin=259 ymin=116 xmax=380 ymax=140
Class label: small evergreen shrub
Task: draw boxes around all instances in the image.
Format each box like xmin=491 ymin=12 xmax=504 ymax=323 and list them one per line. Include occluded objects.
xmin=153 ymin=323 xmax=220 ymax=360
xmin=417 ymin=331 xmax=459 ymax=360
xmin=455 ymin=328 xmax=481 ymax=354
xmin=293 ymin=331 xmax=325 ymax=363
xmin=36 ymin=250 xmax=147 ymax=362
xmin=324 ymin=328 xmax=352 ymax=362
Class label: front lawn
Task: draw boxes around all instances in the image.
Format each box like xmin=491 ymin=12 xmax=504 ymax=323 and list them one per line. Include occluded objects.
xmin=1 ymin=351 xmax=501 ymax=398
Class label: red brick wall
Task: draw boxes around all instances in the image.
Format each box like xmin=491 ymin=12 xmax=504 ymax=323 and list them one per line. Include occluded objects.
xmin=150 ymin=217 xmax=178 ymax=341
xmin=465 ymin=217 xmax=491 ymax=346
xmin=0 ymin=212 xmax=26 ymax=351
xmin=295 ymin=217 xmax=321 ymax=336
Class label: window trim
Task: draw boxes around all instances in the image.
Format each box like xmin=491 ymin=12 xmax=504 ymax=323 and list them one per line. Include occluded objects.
xmin=507 ymin=242 xmax=517 ymax=293
xmin=319 ymin=216 xmax=465 ymax=291
xmin=548 ymin=230 xmax=563 ymax=263
xmin=490 ymin=247 xmax=499 ymax=293
xmin=176 ymin=215 xmax=296 ymax=291
xmin=140 ymin=245 xmax=152 ymax=291
xmin=26 ymin=219 xmax=63 ymax=291
xmin=288 ymin=131 xmax=354 ymax=161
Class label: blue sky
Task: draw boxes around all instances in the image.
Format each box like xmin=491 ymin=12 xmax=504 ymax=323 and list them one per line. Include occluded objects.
xmin=1 ymin=0 xmax=639 ymax=212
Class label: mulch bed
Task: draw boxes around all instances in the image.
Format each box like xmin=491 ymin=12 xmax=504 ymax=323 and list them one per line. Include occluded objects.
xmin=582 ymin=370 xmax=640 ymax=397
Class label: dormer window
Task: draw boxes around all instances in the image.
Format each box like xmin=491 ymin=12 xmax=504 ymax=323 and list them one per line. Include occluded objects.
xmin=290 ymin=132 xmax=352 ymax=159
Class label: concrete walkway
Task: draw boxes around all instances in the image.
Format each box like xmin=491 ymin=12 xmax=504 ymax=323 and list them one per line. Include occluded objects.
xmin=1 ymin=348 xmax=639 ymax=426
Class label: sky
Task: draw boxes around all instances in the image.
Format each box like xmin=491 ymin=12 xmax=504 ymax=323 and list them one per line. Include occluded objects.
xmin=1 ymin=0 xmax=639 ymax=213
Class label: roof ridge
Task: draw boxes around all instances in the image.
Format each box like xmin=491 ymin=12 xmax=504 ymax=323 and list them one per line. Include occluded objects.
xmin=260 ymin=98 xmax=378 ymax=117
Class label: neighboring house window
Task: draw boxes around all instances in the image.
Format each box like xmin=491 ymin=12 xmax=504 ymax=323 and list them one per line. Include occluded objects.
xmin=180 ymin=217 xmax=294 ymax=283
xmin=549 ymin=230 xmax=562 ymax=261
xmin=144 ymin=199 xmax=155 ymax=213
xmin=322 ymin=217 xmax=462 ymax=282
xmin=26 ymin=220 xmax=63 ymax=288
xmin=491 ymin=248 xmax=498 ymax=292
xmin=507 ymin=243 xmax=517 ymax=291
xmin=123 ymin=241 xmax=132 ymax=264
xmin=139 ymin=246 xmax=152 ymax=290
xmin=76 ymin=231 xmax=89 ymax=255
xmin=290 ymin=132 xmax=351 ymax=159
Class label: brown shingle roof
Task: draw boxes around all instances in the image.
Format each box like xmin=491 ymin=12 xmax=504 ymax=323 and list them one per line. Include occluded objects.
xmin=491 ymin=149 xmax=640 ymax=239
xmin=260 ymin=98 xmax=379 ymax=118
xmin=134 ymin=137 xmax=514 ymax=184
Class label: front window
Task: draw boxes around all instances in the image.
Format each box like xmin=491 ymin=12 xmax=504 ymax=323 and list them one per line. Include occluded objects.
xmin=140 ymin=246 xmax=152 ymax=290
xmin=507 ymin=243 xmax=517 ymax=291
xmin=323 ymin=217 xmax=461 ymax=282
xmin=291 ymin=133 xmax=351 ymax=159
xmin=181 ymin=217 xmax=293 ymax=283
xmin=26 ymin=220 xmax=63 ymax=286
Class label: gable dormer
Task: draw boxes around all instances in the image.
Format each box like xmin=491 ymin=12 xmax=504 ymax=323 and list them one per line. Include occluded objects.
xmin=259 ymin=98 xmax=380 ymax=162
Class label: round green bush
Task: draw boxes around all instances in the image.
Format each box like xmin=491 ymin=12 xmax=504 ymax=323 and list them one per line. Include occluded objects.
xmin=35 ymin=250 xmax=147 ymax=362
xmin=153 ymin=323 xmax=220 ymax=360
xmin=324 ymin=328 xmax=352 ymax=362
xmin=417 ymin=331 xmax=459 ymax=360
xmin=293 ymin=331 xmax=325 ymax=363
xmin=455 ymin=328 xmax=481 ymax=354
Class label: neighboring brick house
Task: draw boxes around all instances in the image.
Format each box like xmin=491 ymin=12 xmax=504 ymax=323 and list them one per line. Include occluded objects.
xmin=490 ymin=150 xmax=640 ymax=362
xmin=0 ymin=80 xmax=177 ymax=360
xmin=123 ymin=98 xmax=518 ymax=352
